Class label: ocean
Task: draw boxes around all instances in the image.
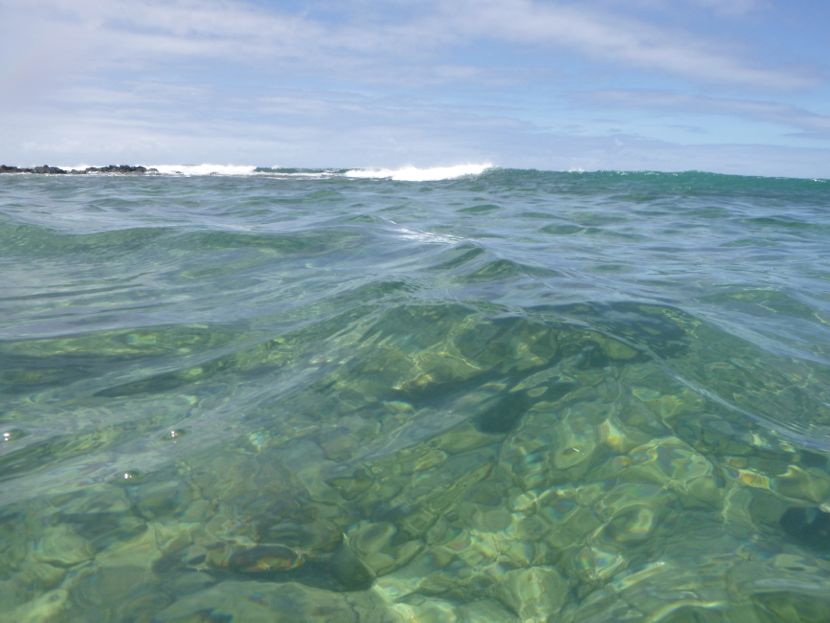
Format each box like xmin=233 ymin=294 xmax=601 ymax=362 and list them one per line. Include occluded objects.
xmin=1 ymin=165 xmax=829 ymax=622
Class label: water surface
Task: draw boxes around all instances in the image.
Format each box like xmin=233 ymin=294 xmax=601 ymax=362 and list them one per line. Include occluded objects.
xmin=2 ymin=168 xmax=830 ymax=622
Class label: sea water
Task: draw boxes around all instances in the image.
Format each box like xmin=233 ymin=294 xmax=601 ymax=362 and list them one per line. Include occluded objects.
xmin=1 ymin=166 xmax=829 ymax=622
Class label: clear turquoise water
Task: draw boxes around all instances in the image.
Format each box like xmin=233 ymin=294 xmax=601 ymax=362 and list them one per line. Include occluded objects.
xmin=1 ymin=169 xmax=830 ymax=622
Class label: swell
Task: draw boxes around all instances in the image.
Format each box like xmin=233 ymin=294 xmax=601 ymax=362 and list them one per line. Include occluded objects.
xmin=4 ymin=284 xmax=830 ymax=503
xmin=0 ymin=219 xmax=383 ymax=339
xmin=2 ymin=172 xmax=829 ymax=499
xmin=0 ymin=218 xmax=172 ymax=258
xmin=0 ymin=216 xmax=370 ymax=257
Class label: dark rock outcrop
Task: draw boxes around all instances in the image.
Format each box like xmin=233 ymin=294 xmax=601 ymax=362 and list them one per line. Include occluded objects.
xmin=80 ymin=164 xmax=156 ymax=174
xmin=0 ymin=164 xmax=158 ymax=175
xmin=33 ymin=165 xmax=67 ymax=174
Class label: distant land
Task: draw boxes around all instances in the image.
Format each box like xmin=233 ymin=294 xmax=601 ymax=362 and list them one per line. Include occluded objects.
xmin=0 ymin=164 xmax=155 ymax=175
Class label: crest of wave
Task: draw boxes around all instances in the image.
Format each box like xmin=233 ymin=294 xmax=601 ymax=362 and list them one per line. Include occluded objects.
xmin=150 ymin=164 xmax=258 ymax=176
xmin=344 ymin=162 xmax=493 ymax=182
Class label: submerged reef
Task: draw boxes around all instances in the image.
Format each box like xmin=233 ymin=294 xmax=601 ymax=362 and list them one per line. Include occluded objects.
xmin=3 ymin=301 xmax=830 ymax=621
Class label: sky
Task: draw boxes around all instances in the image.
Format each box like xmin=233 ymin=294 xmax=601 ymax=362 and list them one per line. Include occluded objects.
xmin=2 ymin=0 xmax=830 ymax=178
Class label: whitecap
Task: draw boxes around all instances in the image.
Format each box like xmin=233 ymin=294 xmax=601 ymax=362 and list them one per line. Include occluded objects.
xmin=344 ymin=162 xmax=493 ymax=182
xmin=57 ymin=163 xmax=93 ymax=171
xmin=150 ymin=163 xmax=258 ymax=176
xmin=269 ymin=171 xmax=337 ymax=179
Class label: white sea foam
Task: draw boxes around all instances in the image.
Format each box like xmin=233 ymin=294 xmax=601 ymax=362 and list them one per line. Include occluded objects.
xmin=69 ymin=162 xmax=493 ymax=180
xmin=269 ymin=171 xmax=337 ymax=179
xmin=344 ymin=162 xmax=493 ymax=182
xmin=150 ymin=164 xmax=258 ymax=176
xmin=57 ymin=163 xmax=93 ymax=171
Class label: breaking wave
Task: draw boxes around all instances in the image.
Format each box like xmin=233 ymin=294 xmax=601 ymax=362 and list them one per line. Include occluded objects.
xmin=343 ymin=162 xmax=494 ymax=181
xmin=137 ymin=162 xmax=495 ymax=181
xmin=149 ymin=164 xmax=259 ymax=176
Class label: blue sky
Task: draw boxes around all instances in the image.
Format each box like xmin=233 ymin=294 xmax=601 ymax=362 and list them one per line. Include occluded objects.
xmin=2 ymin=0 xmax=829 ymax=177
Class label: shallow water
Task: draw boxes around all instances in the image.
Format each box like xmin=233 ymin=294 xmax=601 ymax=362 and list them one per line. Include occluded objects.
xmin=2 ymin=169 xmax=830 ymax=622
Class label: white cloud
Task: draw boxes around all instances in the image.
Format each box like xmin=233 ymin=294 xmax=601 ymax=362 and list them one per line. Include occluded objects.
xmin=6 ymin=91 xmax=830 ymax=179
xmin=0 ymin=0 xmax=826 ymax=176
xmin=1 ymin=0 xmax=815 ymax=90
xmin=687 ymin=0 xmax=768 ymax=16
xmin=451 ymin=0 xmax=812 ymax=89
xmin=585 ymin=90 xmax=830 ymax=137
xmin=588 ymin=0 xmax=768 ymax=17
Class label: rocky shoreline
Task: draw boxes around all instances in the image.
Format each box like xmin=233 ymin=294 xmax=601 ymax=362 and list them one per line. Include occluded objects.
xmin=0 ymin=164 xmax=157 ymax=175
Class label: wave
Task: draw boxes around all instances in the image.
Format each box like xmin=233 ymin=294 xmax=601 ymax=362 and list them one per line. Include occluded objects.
xmin=149 ymin=163 xmax=259 ymax=176
xmin=140 ymin=163 xmax=494 ymax=181
xmin=344 ymin=163 xmax=494 ymax=182
xmin=18 ymin=164 xmax=826 ymax=183
xmin=387 ymin=223 xmax=463 ymax=245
